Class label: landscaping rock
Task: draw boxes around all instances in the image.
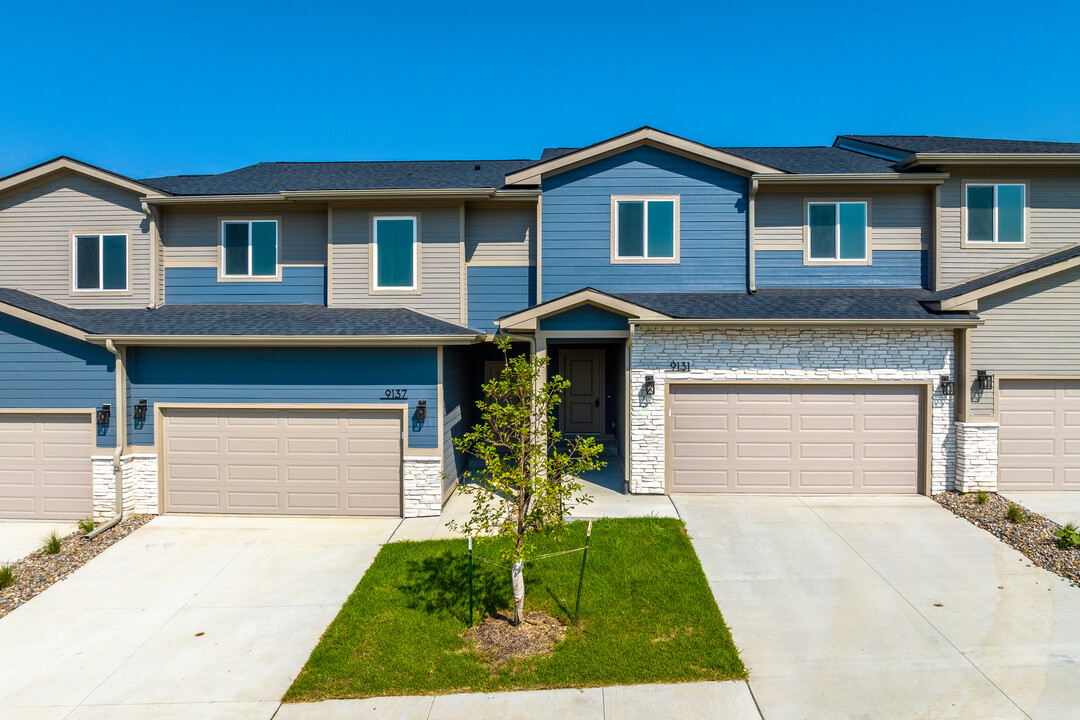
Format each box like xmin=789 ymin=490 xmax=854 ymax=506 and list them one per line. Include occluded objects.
xmin=934 ymin=491 xmax=1079 ymax=588
xmin=0 ymin=514 xmax=152 ymax=618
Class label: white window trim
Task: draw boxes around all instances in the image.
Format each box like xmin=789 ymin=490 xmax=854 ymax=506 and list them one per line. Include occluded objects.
xmin=609 ymin=195 xmax=680 ymax=265
xmin=70 ymin=232 xmax=130 ymax=293
xmin=371 ymin=215 xmax=420 ymax=293
xmin=804 ymin=199 xmax=872 ymax=266
xmin=219 ymin=219 xmax=281 ymax=281
xmin=962 ymin=181 xmax=1028 ymax=247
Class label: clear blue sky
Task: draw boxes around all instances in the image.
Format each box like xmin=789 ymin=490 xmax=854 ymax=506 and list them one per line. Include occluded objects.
xmin=2 ymin=0 xmax=1079 ymax=179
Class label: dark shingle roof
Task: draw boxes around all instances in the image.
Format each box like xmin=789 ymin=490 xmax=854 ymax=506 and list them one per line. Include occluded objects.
xmin=610 ymin=289 xmax=976 ymax=322
xmin=929 ymin=243 xmax=1080 ymax=301
xmin=840 ymin=135 xmax=1080 ymax=155
xmin=0 ymin=289 xmax=478 ymax=337
xmin=140 ymin=159 xmax=538 ymax=195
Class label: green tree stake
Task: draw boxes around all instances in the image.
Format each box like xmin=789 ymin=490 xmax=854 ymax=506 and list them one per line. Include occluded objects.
xmin=574 ymin=519 xmax=593 ymax=627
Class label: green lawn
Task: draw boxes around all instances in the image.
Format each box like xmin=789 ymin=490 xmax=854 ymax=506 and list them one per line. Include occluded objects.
xmin=285 ymin=517 xmax=745 ymax=701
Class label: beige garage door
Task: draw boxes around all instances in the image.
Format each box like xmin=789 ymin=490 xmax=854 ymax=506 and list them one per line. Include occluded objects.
xmin=163 ymin=409 xmax=402 ymax=516
xmin=0 ymin=413 xmax=93 ymax=519
xmin=668 ymin=385 xmax=922 ymax=493
xmin=999 ymin=380 xmax=1080 ymax=491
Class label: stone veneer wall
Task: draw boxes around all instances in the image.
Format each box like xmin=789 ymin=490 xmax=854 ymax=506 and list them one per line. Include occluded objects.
xmin=91 ymin=453 xmax=444 ymax=519
xmin=629 ymin=326 xmax=956 ymax=495
xmin=953 ymin=422 xmax=999 ymax=492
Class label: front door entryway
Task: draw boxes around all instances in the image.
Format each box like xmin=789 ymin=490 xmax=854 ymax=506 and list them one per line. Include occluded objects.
xmin=559 ymin=348 xmax=605 ymax=434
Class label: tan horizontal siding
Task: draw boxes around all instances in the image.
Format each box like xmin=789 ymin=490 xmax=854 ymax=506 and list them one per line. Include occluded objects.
xmin=940 ymin=168 xmax=1080 ymax=288
xmin=0 ymin=172 xmax=151 ymax=307
xmin=969 ymin=265 xmax=1080 ymax=417
xmin=162 ymin=205 xmax=327 ymax=267
xmin=755 ymin=189 xmax=928 ymax=251
xmin=465 ymin=204 xmax=536 ymax=264
xmin=330 ymin=205 xmax=462 ymax=323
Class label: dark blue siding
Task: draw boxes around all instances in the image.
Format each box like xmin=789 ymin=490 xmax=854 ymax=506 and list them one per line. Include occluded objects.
xmin=541 ymin=146 xmax=748 ymax=300
xmin=441 ymin=346 xmax=473 ymax=493
xmin=755 ymin=250 xmax=926 ymax=288
xmin=538 ymin=304 xmax=629 ymax=331
xmin=126 ymin=346 xmax=438 ymax=448
xmin=0 ymin=314 xmax=116 ymax=447
xmin=164 ymin=266 xmax=327 ymax=304
xmin=467 ymin=265 xmax=536 ymax=332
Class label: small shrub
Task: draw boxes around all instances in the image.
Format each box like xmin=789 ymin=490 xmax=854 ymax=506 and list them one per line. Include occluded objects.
xmin=77 ymin=518 xmax=95 ymax=534
xmin=1054 ymin=521 xmax=1080 ymax=549
xmin=1005 ymin=504 xmax=1027 ymax=524
xmin=43 ymin=531 xmax=62 ymax=555
xmin=975 ymin=490 xmax=989 ymax=505
xmin=0 ymin=564 xmax=13 ymax=590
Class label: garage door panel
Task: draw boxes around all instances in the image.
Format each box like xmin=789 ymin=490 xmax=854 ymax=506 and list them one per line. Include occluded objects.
xmin=164 ymin=409 xmax=402 ymax=516
xmin=669 ymin=385 xmax=920 ymax=493
xmin=0 ymin=414 xmax=93 ymax=520
xmin=999 ymin=380 xmax=1080 ymax=491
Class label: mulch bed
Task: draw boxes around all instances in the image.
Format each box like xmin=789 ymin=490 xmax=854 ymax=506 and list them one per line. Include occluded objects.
xmin=0 ymin=514 xmax=152 ymax=618
xmin=934 ymin=491 xmax=1080 ymax=588
xmin=463 ymin=610 xmax=567 ymax=667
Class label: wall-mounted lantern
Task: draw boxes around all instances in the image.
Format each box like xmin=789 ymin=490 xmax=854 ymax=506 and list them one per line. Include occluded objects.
xmin=133 ymin=398 xmax=148 ymax=421
xmin=96 ymin=404 xmax=111 ymax=425
xmin=939 ymin=375 xmax=955 ymax=397
xmin=643 ymin=375 xmax=655 ymax=396
xmin=976 ymin=370 xmax=994 ymax=391
xmin=415 ymin=399 xmax=427 ymax=422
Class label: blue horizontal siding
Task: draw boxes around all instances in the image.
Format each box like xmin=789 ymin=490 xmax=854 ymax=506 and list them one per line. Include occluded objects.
xmin=164 ymin=266 xmax=327 ymax=304
xmin=126 ymin=346 xmax=438 ymax=448
xmin=0 ymin=313 xmax=116 ymax=447
xmin=541 ymin=146 xmax=748 ymax=300
xmin=754 ymin=250 xmax=926 ymax=288
xmin=467 ymin=265 xmax=536 ymax=332
xmin=538 ymin=304 xmax=629 ymax=331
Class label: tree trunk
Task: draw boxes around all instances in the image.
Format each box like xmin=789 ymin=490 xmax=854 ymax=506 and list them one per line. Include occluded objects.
xmin=511 ymin=560 xmax=525 ymax=625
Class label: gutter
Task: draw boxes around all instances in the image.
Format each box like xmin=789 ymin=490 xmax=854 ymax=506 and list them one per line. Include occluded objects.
xmin=85 ymin=339 xmax=125 ymax=540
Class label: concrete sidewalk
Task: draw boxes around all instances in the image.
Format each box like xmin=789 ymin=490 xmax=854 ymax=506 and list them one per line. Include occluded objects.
xmin=274 ymin=681 xmax=760 ymax=720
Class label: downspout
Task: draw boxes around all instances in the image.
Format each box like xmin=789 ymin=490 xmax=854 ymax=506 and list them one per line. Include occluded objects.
xmin=748 ymin=177 xmax=758 ymax=294
xmin=86 ymin=339 xmax=125 ymax=539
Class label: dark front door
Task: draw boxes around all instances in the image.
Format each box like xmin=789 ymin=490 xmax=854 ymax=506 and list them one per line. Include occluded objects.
xmin=559 ymin=348 xmax=604 ymax=434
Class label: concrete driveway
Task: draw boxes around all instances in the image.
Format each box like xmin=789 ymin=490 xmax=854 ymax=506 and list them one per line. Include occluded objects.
xmin=673 ymin=494 xmax=1080 ymax=720
xmin=0 ymin=514 xmax=400 ymax=719
xmin=0 ymin=520 xmax=78 ymax=564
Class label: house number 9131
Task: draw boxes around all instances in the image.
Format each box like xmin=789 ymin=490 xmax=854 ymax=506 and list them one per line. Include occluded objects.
xmin=669 ymin=361 xmax=692 ymax=372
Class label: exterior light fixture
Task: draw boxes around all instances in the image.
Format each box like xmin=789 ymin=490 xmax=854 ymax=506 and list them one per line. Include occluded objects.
xmin=939 ymin=375 xmax=955 ymax=397
xmin=97 ymin=404 xmax=111 ymax=425
xmin=977 ymin=370 xmax=994 ymax=391
xmin=644 ymin=375 xmax=655 ymax=396
xmin=415 ymin=399 xmax=427 ymax=422
xmin=133 ymin=398 xmax=148 ymax=420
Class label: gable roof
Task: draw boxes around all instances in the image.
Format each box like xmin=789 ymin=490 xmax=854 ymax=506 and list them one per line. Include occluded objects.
xmin=0 ymin=156 xmax=170 ymax=198
xmin=141 ymin=159 xmax=538 ymax=196
xmin=504 ymin=127 xmax=784 ymax=186
xmin=927 ymin=243 xmax=1080 ymax=310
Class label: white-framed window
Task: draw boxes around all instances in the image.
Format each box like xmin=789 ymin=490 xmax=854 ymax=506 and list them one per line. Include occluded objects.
xmin=807 ymin=201 xmax=868 ymax=261
xmin=373 ymin=215 xmax=418 ymax=290
xmin=221 ymin=220 xmax=278 ymax=277
xmin=965 ymin=183 xmax=1025 ymax=244
xmin=73 ymin=233 xmax=127 ymax=291
xmin=610 ymin=195 xmax=679 ymax=263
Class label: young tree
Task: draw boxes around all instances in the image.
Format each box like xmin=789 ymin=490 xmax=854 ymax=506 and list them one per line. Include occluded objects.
xmin=448 ymin=336 xmax=604 ymax=625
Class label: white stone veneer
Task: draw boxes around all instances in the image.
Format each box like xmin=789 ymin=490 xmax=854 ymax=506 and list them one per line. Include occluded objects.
xmin=629 ymin=326 xmax=956 ymax=495
xmin=953 ymin=422 xmax=999 ymax=492
xmin=403 ymin=456 xmax=443 ymax=517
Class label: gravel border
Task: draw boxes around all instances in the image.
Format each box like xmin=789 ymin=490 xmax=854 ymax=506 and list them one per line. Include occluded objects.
xmin=934 ymin=491 xmax=1079 ymax=588
xmin=0 ymin=514 xmax=152 ymax=618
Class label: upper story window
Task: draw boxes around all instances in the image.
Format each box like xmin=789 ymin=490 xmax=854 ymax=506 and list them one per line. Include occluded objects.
xmin=965 ymin=183 xmax=1025 ymax=244
xmin=73 ymin=233 xmax=127 ymax=292
xmin=221 ymin=220 xmax=278 ymax=278
xmin=373 ymin=215 xmax=418 ymax=291
xmin=610 ymin=195 xmax=680 ymax=264
xmin=807 ymin=201 xmax=868 ymax=262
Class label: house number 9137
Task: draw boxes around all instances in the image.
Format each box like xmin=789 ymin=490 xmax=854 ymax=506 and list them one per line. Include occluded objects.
xmin=669 ymin=361 xmax=692 ymax=372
